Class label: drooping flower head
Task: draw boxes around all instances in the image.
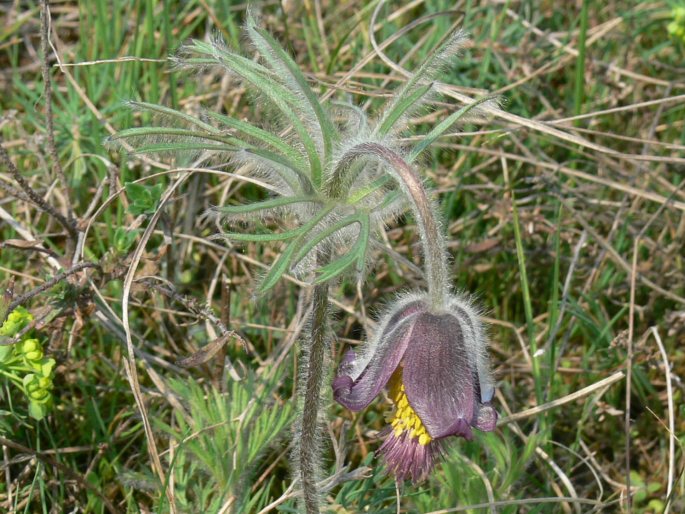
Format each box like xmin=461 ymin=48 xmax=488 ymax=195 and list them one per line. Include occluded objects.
xmin=333 ymin=292 xmax=497 ymax=482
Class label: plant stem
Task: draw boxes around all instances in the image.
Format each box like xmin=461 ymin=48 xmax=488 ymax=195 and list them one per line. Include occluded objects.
xmin=333 ymin=143 xmax=448 ymax=309
xmin=299 ymin=282 xmax=329 ymax=514
xmin=573 ymin=0 xmax=589 ymax=123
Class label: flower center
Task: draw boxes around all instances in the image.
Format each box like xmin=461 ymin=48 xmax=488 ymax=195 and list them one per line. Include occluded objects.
xmin=387 ymin=370 xmax=432 ymax=446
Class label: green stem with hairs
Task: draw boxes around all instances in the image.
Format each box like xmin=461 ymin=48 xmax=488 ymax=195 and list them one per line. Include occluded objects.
xmin=299 ymin=282 xmax=329 ymax=514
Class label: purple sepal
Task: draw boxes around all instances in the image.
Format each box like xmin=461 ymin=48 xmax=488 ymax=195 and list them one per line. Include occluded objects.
xmin=333 ymin=300 xmax=426 ymax=412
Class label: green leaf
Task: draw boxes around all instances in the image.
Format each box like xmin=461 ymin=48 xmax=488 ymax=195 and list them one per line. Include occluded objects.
xmin=218 ymin=228 xmax=305 ymax=243
xmin=0 ymin=345 xmax=13 ymax=363
xmin=313 ymin=214 xmax=370 ymax=283
xmin=409 ymin=95 xmax=497 ymax=161
xmin=214 ymin=196 xmax=319 ymax=216
xmin=347 ymin=175 xmax=391 ymax=205
xmin=183 ymin=39 xmax=323 ymax=187
xmin=114 ymin=227 xmax=140 ymax=253
xmin=125 ymin=182 xmax=165 ymax=216
xmin=248 ymin=19 xmax=335 ymax=166
xmin=243 ymin=149 xmax=314 ymax=194
xmin=291 ymin=213 xmax=363 ymax=267
xmin=377 ymin=190 xmax=402 ymax=211
xmin=0 ymin=307 xmax=33 ymax=337
xmin=128 ymin=101 xmax=221 ymax=134
xmin=112 ymin=127 xmax=239 ymax=146
xmin=257 ymin=240 xmax=300 ymax=294
xmin=204 ymin=111 xmax=305 ymax=166
xmin=133 ymin=142 xmax=237 ymax=154
xmin=29 ymin=400 xmax=49 ymax=421
xmin=376 ymin=82 xmax=432 ymax=136
xmin=40 ymin=358 xmax=56 ymax=378
xmin=383 ymin=30 xmax=465 ymax=124
xmin=256 ymin=205 xmax=335 ymax=293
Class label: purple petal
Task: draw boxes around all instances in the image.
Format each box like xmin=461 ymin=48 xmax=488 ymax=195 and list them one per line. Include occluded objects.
xmin=333 ymin=300 xmax=426 ymax=411
xmin=402 ymin=312 xmax=477 ymax=439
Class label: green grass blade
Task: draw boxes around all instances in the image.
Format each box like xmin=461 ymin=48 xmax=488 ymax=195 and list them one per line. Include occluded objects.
xmin=508 ymin=169 xmax=542 ymax=405
xmin=573 ymin=0 xmax=590 ymax=121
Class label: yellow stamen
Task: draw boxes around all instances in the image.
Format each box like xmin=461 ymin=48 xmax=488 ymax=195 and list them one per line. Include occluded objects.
xmin=387 ymin=370 xmax=432 ymax=446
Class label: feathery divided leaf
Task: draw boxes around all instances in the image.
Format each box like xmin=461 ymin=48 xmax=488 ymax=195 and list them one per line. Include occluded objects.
xmin=132 ymin=142 xmax=236 ymax=154
xmin=291 ymin=212 xmax=367 ymax=268
xmin=236 ymin=148 xmax=314 ymax=194
xmin=113 ymin=21 xmax=491 ymax=296
xmin=377 ymin=30 xmax=467 ymax=133
xmin=216 ymin=228 xmax=307 ymax=242
xmin=247 ymin=15 xmax=335 ymax=166
xmin=128 ymin=101 xmax=221 ymax=134
xmin=203 ymin=110 xmax=305 ymax=166
xmin=313 ymin=214 xmax=370 ymax=283
xmin=180 ymin=38 xmax=323 ymax=185
xmin=158 ymin=371 xmax=293 ymax=511
xmin=111 ymin=126 xmax=240 ymax=146
xmin=256 ymin=205 xmax=336 ymax=293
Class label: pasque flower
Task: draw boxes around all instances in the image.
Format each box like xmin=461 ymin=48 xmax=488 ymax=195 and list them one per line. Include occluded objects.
xmin=112 ymin=9 xmax=500 ymax=507
xmin=334 ymin=292 xmax=497 ymax=482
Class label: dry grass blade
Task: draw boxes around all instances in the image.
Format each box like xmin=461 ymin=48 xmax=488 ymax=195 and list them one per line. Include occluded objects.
xmin=497 ymin=371 xmax=625 ymax=426
xmin=120 ymin=172 xmax=195 ymax=514
xmin=651 ymin=327 xmax=676 ymax=514
xmin=425 ymin=497 xmax=606 ymax=513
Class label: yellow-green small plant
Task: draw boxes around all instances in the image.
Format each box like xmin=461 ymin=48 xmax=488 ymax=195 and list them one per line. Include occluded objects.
xmin=0 ymin=307 xmax=56 ymax=421
xmin=668 ymin=5 xmax=685 ymax=43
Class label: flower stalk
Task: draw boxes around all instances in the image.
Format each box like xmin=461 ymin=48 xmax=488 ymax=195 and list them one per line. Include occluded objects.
xmin=335 ymin=143 xmax=448 ymax=310
xmin=298 ymin=282 xmax=329 ymax=514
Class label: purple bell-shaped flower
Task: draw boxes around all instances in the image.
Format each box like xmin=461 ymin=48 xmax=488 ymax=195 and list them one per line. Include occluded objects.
xmin=333 ymin=292 xmax=497 ymax=482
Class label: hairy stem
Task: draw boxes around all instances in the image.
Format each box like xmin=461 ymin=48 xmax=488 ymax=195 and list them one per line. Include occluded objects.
xmin=334 ymin=143 xmax=448 ymax=309
xmin=299 ymin=282 xmax=329 ymax=514
xmin=40 ymin=0 xmax=73 ymax=221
